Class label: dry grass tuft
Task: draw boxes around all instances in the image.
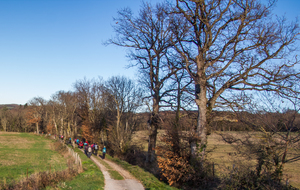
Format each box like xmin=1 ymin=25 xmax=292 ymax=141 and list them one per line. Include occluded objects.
xmin=0 ymin=167 xmax=79 ymax=190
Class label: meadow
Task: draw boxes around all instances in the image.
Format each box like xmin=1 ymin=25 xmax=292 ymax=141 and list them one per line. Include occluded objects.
xmin=206 ymin=132 xmax=300 ymax=188
xmin=0 ymin=132 xmax=68 ymax=185
xmin=132 ymin=130 xmax=300 ymax=189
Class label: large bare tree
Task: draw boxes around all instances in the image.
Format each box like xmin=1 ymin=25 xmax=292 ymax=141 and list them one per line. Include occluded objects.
xmin=107 ymin=2 xmax=181 ymax=162
xmin=171 ymin=0 xmax=300 ymax=160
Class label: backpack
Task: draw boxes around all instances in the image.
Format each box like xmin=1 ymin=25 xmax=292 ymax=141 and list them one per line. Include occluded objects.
xmin=103 ymin=148 xmax=106 ymax=153
xmin=95 ymin=145 xmax=98 ymax=150
xmin=88 ymin=146 xmax=92 ymax=153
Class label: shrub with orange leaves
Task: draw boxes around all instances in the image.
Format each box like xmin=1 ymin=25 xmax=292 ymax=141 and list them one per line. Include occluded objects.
xmin=81 ymin=124 xmax=93 ymax=142
xmin=157 ymin=136 xmax=195 ymax=186
xmin=46 ymin=123 xmax=54 ymax=134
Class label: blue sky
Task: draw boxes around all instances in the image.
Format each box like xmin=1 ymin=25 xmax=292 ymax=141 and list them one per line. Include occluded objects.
xmin=0 ymin=0 xmax=299 ymax=105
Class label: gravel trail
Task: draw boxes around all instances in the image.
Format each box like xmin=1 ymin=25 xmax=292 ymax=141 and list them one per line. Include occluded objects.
xmin=88 ymin=153 xmax=144 ymax=190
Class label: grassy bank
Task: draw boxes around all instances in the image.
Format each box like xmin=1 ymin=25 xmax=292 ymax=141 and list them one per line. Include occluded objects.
xmin=51 ymin=147 xmax=105 ymax=190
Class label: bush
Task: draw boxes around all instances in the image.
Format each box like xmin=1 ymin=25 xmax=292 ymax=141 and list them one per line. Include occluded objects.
xmin=157 ymin=142 xmax=195 ymax=186
xmin=219 ymin=165 xmax=298 ymax=190
xmin=156 ymin=127 xmax=216 ymax=189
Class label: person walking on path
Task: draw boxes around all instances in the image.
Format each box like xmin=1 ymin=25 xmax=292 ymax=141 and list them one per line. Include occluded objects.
xmin=84 ymin=142 xmax=88 ymax=155
xmin=79 ymin=141 xmax=83 ymax=149
xmin=94 ymin=143 xmax=98 ymax=156
xmin=102 ymin=146 xmax=106 ymax=159
xmin=87 ymin=145 xmax=92 ymax=158
xmin=91 ymin=143 xmax=95 ymax=153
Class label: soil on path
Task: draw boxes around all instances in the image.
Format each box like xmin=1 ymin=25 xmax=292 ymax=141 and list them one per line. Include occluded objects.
xmin=88 ymin=153 xmax=144 ymax=190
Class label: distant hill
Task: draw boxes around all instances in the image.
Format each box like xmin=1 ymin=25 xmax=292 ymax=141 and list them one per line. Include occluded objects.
xmin=0 ymin=104 xmax=20 ymax=110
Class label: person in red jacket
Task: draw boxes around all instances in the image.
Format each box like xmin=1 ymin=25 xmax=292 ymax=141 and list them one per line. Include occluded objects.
xmin=91 ymin=143 xmax=95 ymax=154
xmin=85 ymin=141 xmax=89 ymax=146
xmin=79 ymin=141 xmax=83 ymax=149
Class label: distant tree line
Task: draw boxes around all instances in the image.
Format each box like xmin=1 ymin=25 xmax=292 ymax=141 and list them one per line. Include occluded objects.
xmin=0 ymin=76 xmax=145 ymax=153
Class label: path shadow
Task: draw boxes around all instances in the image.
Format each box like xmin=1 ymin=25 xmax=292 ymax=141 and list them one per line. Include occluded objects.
xmin=99 ymin=154 xmax=104 ymax=159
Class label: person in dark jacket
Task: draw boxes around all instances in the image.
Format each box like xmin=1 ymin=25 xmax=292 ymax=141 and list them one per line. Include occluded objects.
xmin=84 ymin=143 xmax=88 ymax=155
xmin=94 ymin=143 xmax=98 ymax=155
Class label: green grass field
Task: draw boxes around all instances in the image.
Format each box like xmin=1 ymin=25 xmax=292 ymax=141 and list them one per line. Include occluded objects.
xmin=0 ymin=132 xmax=68 ymax=185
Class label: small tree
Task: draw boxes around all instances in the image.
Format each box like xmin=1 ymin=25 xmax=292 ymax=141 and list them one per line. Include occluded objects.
xmin=27 ymin=97 xmax=46 ymax=134
xmin=0 ymin=107 xmax=9 ymax=132
xmin=105 ymin=76 xmax=143 ymax=155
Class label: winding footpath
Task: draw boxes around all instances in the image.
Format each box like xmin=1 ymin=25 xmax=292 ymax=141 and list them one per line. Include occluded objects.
xmin=85 ymin=151 xmax=144 ymax=190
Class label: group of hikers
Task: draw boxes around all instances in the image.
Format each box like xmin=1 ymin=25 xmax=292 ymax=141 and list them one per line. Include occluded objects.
xmin=74 ymin=138 xmax=106 ymax=159
xmin=57 ymin=135 xmax=107 ymax=159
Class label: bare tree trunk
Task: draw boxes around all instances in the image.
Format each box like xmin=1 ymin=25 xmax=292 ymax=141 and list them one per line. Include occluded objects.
xmin=3 ymin=123 xmax=6 ymax=132
xmin=116 ymin=109 xmax=121 ymax=141
xmin=67 ymin=121 xmax=71 ymax=137
xmin=60 ymin=118 xmax=64 ymax=135
xmin=36 ymin=122 xmax=39 ymax=134
xmin=125 ymin=120 xmax=128 ymax=131
xmin=1 ymin=118 xmax=7 ymax=132
xmin=147 ymin=96 xmax=159 ymax=163
xmin=74 ymin=121 xmax=77 ymax=138
xmin=53 ymin=118 xmax=57 ymax=135
xmin=191 ymin=82 xmax=207 ymax=161
xmin=173 ymin=83 xmax=181 ymax=156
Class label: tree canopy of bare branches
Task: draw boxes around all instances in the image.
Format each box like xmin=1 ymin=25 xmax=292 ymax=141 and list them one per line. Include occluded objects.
xmin=106 ymin=2 xmax=184 ymax=162
xmin=171 ymin=0 xmax=300 ymax=160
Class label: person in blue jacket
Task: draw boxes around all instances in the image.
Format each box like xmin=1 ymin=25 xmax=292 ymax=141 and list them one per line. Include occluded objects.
xmin=102 ymin=146 xmax=106 ymax=159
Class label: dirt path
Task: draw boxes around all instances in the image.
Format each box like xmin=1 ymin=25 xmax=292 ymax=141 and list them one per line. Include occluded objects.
xmin=88 ymin=153 xmax=144 ymax=190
